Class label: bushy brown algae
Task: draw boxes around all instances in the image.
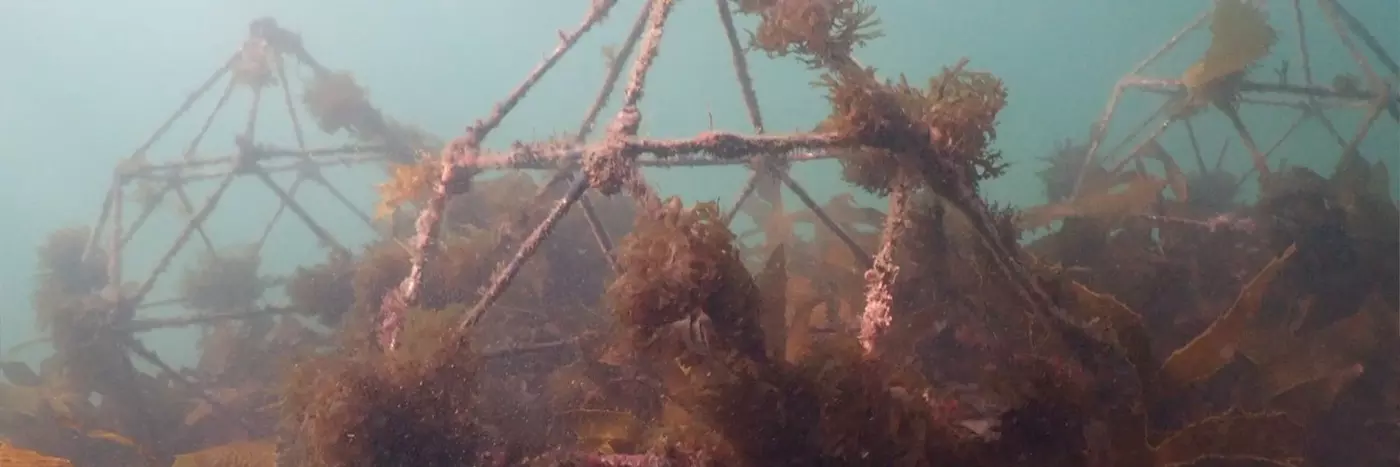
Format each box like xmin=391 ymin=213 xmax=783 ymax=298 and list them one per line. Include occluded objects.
xmin=816 ymin=64 xmax=1010 ymax=196
xmin=4 ymin=1 xmax=1398 ymax=466
xmin=738 ymin=0 xmax=882 ymax=69
xmin=1036 ymin=139 xmax=1097 ymax=204
xmin=608 ymin=198 xmax=766 ymax=360
xmin=285 ymin=250 xmax=357 ymax=326
xmin=607 ymin=199 xmax=949 ymax=466
xmin=31 ymin=227 xmax=107 ymax=332
xmin=281 ymin=308 xmax=489 ymax=467
xmin=179 ymin=247 xmax=267 ymax=314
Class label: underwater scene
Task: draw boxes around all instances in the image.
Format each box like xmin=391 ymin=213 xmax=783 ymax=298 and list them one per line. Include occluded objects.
xmin=0 ymin=0 xmax=1397 ymax=465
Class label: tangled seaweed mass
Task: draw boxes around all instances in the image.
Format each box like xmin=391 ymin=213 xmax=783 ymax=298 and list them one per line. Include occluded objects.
xmin=4 ymin=1 xmax=1397 ymax=466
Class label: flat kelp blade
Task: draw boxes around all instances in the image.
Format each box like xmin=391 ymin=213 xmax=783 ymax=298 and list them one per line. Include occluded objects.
xmin=1152 ymin=410 xmax=1304 ymax=467
xmin=562 ymin=409 xmax=643 ymax=452
xmin=1017 ymin=176 xmax=1167 ymax=230
xmin=171 ymin=440 xmax=277 ymax=467
xmin=1247 ymin=292 xmax=1387 ymax=420
xmin=1266 ymin=363 xmax=1365 ymax=426
xmin=756 ymin=244 xmax=789 ymax=360
xmin=1370 ymin=160 xmax=1393 ymax=205
xmin=0 ymin=441 xmax=73 ymax=467
xmin=1066 ymin=282 xmax=1156 ymax=391
xmin=1181 ymin=0 xmax=1276 ymax=91
xmin=1163 ymin=455 xmax=1298 ymax=467
xmin=782 ymin=277 xmax=824 ymax=364
xmin=1144 ymin=140 xmax=1190 ymax=202
xmin=0 ymin=362 xmax=41 ymax=387
xmin=1159 ymin=244 xmax=1296 ymax=388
